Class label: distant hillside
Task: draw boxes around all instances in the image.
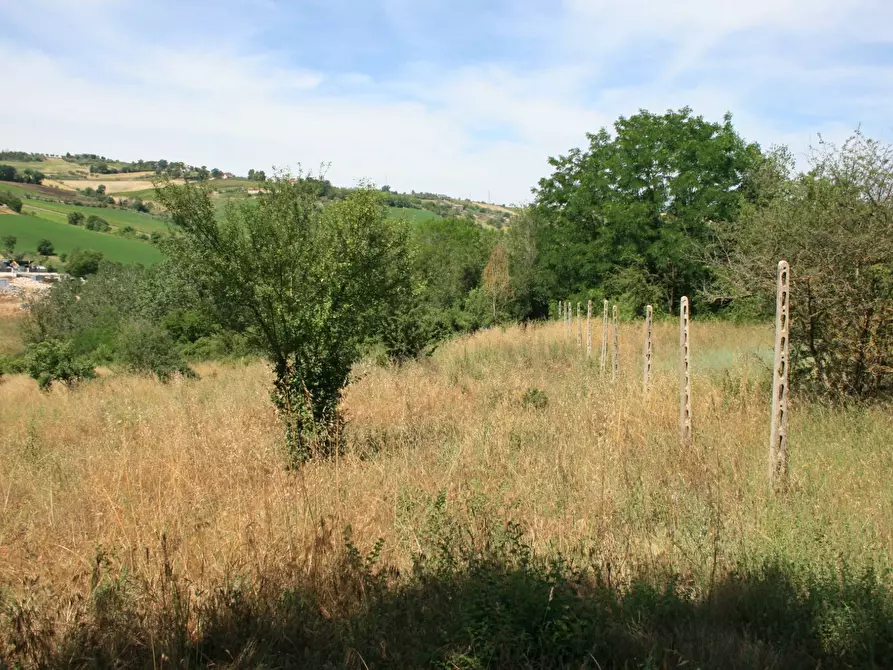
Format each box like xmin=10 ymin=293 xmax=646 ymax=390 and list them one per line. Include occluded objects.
xmin=1 ymin=150 xmax=518 ymax=229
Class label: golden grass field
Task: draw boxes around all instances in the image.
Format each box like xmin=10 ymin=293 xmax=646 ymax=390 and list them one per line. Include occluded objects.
xmin=1 ymin=319 xmax=891 ymax=666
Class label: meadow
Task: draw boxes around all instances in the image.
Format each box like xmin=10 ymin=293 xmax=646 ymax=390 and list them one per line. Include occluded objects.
xmin=0 ymin=213 xmax=164 ymax=265
xmin=1 ymin=319 xmax=891 ymax=667
xmin=20 ymin=199 xmax=170 ymax=234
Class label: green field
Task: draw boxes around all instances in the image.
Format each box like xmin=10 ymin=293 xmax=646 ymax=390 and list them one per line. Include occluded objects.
xmin=20 ymin=200 xmax=169 ymax=234
xmin=0 ymin=157 xmax=88 ymax=178
xmin=0 ymin=213 xmax=163 ymax=265
xmin=387 ymin=206 xmax=440 ymax=222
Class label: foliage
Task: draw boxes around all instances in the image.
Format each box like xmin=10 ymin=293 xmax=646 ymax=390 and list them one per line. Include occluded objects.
xmin=716 ymin=133 xmax=893 ymax=401
xmin=85 ymin=214 xmax=111 ymax=232
xmin=0 ymin=164 xmax=45 ymax=184
xmin=116 ymin=322 xmax=196 ymax=381
xmin=521 ymin=387 xmax=548 ymax=409
xmin=65 ymin=248 xmax=104 ymax=277
xmin=24 ymin=339 xmax=95 ymax=390
xmin=2 ymin=234 xmax=15 ymax=255
xmin=36 ymin=239 xmax=54 ymax=256
xmin=481 ymin=242 xmax=513 ymax=321
xmin=67 ymin=211 xmax=85 ymax=226
xmin=156 ymin=175 xmax=415 ymax=463
xmin=532 ymin=108 xmax=761 ymax=315
xmin=0 ymin=190 xmax=23 ymax=213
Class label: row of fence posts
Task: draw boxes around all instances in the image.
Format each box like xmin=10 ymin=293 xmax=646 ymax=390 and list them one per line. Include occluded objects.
xmin=556 ymin=260 xmax=791 ymax=491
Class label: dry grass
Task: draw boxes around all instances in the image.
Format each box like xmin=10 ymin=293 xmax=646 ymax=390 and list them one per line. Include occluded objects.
xmin=1 ymin=320 xmax=891 ymax=664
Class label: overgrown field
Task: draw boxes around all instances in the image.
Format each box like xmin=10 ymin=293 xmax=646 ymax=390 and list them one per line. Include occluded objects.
xmin=1 ymin=321 xmax=891 ymax=667
xmin=0 ymin=213 xmax=163 ymax=264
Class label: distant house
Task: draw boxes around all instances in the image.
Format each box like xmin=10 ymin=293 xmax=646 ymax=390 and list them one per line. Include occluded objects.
xmin=223 ymin=172 xmax=235 ymax=179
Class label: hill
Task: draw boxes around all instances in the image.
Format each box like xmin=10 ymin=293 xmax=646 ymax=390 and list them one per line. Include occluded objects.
xmin=0 ymin=212 xmax=163 ymax=265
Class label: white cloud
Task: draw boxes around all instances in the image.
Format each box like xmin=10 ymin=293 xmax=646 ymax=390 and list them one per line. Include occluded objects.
xmin=1 ymin=0 xmax=892 ymax=203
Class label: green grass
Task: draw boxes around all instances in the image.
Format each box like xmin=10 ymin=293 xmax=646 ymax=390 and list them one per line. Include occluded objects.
xmin=0 ymin=213 xmax=163 ymax=265
xmin=20 ymin=200 xmax=169 ymax=234
xmin=388 ymin=206 xmax=441 ymax=222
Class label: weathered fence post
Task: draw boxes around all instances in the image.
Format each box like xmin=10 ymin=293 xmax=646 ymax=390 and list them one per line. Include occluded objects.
xmin=643 ymin=304 xmax=653 ymax=393
xmin=679 ymin=297 xmax=692 ymax=446
xmin=770 ymin=260 xmax=791 ymax=491
xmin=557 ymin=300 xmax=562 ymax=322
xmin=586 ymin=300 xmax=592 ymax=359
xmin=566 ymin=300 xmax=572 ymax=337
xmin=577 ymin=302 xmax=583 ymax=348
xmin=612 ymin=304 xmax=619 ymax=382
xmin=601 ymin=299 xmax=609 ymax=373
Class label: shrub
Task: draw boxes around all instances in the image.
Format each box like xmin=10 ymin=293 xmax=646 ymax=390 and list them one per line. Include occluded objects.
xmin=720 ymin=135 xmax=893 ymax=401
xmin=25 ymin=340 xmax=95 ymax=391
xmin=115 ymin=323 xmax=196 ymax=382
xmin=67 ymin=211 xmax=85 ymax=226
xmin=0 ymin=190 xmax=22 ymax=213
xmin=521 ymin=387 xmax=548 ymax=409
xmin=85 ymin=215 xmax=110 ymax=232
xmin=65 ymin=249 xmax=104 ymax=277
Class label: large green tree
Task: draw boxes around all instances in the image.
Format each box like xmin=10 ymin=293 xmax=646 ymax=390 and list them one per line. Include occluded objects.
xmin=156 ymin=176 xmax=414 ymax=463
xmin=532 ymin=107 xmax=761 ymax=315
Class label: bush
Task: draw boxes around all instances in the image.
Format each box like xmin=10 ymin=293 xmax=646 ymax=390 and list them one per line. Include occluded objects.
xmin=67 ymin=211 xmax=85 ymax=226
xmin=25 ymin=340 xmax=95 ymax=391
xmin=721 ymin=135 xmax=893 ymax=401
xmin=85 ymin=214 xmax=110 ymax=232
xmin=116 ymin=323 xmax=196 ymax=382
xmin=65 ymin=249 xmax=104 ymax=277
xmin=0 ymin=190 xmax=23 ymax=213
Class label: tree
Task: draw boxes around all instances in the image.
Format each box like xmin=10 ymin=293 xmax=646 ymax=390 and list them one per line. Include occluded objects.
xmin=481 ymin=243 xmax=513 ymax=320
xmin=211 ymin=168 xmax=223 ymax=179
xmin=716 ymin=133 xmax=893 ymax=401
xmin=25 ymin=340 xmax=95 ymax=391
xmin=85 ymin=214 xmax=110 ymax=232
xmin=0 ymin=165 xmax=18 ymax=181
xmin=36 ymin=239 xmax=55 ymax=256
xmin=156 ymin=175 xmax=414 ymax=463
xmin=96 ymin=184 xmax=106 ymax=196
xmin=67 ymin=211 xmax=85 ymax=226
xmin=247 ymin=169 xmax=256 ymax=180
xmin=65 ymin=248 xmax=104 ymax=277
xmin=533 ymin=107 xmax=760 ymax=314
xmin=254 ymin=170 xmax=266 ymax=182
xmin=2 ymin=235 xmax=15 ymax=256
xmin=0 ymin=190 xmax=22 ymax=213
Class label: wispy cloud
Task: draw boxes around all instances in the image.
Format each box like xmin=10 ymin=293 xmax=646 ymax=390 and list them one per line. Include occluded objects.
xmin=1 ymin=0 xmax=892 ymax=203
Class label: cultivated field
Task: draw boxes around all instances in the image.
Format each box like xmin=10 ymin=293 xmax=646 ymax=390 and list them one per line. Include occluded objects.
xmin=1 ymin=319 xmax=890 ymax=666
xmin=0 ymin=213 xmax=164 ymax=265
xmin=20 ymin=199 xmax=169 ymax=234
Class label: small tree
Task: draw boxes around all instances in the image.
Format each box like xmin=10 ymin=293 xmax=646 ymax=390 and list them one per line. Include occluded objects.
xmin=2 ymin=235 xmax=15 ymax=256
xmin=718 ymin=133 xmax=893 ymax=401
xmin=85 ymin=214 xmax=110 ymax=232
xmin=66 ymin=249 xmax=104 ymax=277
xmin=0 ymin=191 xmax=22 ymax=213
xmin=25 ymin=340 xmax=95 ymax=391
xmin=157 ymin=175 xmax=414 ymax=463
xmin=67 ymin=211 xmax=85 ymax=226
xmin=36 ymin=239 xmax=54 ymax=257
xmin=481 ymin=242 xmax=513 ymax=320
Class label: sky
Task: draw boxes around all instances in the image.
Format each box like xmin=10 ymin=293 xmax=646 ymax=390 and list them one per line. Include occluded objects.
xmin=2 ymin=0 xmax=893 ymax=204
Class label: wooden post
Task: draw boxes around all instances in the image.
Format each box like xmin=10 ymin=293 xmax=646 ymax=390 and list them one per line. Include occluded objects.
xmin=586 ymin=300 xmax=592 ymax=358
xmin=557 ymin=300 xmax=562 ymax=322
xmin=566 ymin=300 xmax=572 ymax=337
xmin=577 ymin=302 xmax=583 ymax=348
xmin=600 ymin=299 xmax=609 ymax=373
xmin=643 ymin=304 xmax=653 ymax=393
xmin=679 ymin=297 xmax=692 ymax=446
xmin=612 ymin=304 xmax=619 ymax=382
xmin=770 ymin=260 xmax=791 ymax=491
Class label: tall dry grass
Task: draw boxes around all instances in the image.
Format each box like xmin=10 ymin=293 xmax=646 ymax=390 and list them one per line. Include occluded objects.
xmin=1 ymin=320 xmax=892 ymax=664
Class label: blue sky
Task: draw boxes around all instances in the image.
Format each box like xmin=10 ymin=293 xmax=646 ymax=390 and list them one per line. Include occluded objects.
xmin=2 ymin=0 xmax=892 ymax=203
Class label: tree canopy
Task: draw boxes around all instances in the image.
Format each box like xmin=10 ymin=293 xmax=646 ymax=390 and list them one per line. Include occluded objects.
xmin=531 ymin=107 xmax=761 ymax=315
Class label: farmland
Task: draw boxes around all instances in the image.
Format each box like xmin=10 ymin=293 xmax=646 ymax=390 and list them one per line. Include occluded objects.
xmin=20 ymin=199 xmax=169 ymax=234
xmin=1 ymin=320 xmax=891 ymax=666
xmin=0 ymin=213 xmax=163 ymax=265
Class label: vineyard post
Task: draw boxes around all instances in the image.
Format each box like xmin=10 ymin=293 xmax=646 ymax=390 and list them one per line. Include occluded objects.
xmin=769 ymin=260 xmax=791 ymax=491
xmin=586 ymin=300 xmax=592 ymax=358
xmin=577 ymin=302 xmax=583 ymax=348
xmin=612 ymin=304 xmax=619 ymax=382
xmin=601 ymin=299 xmax=609 ymax=373
xmin=643 ymin=304 xmax=653 ymax=393
xmin=679 ymin=297 xmax=692 ymax=446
